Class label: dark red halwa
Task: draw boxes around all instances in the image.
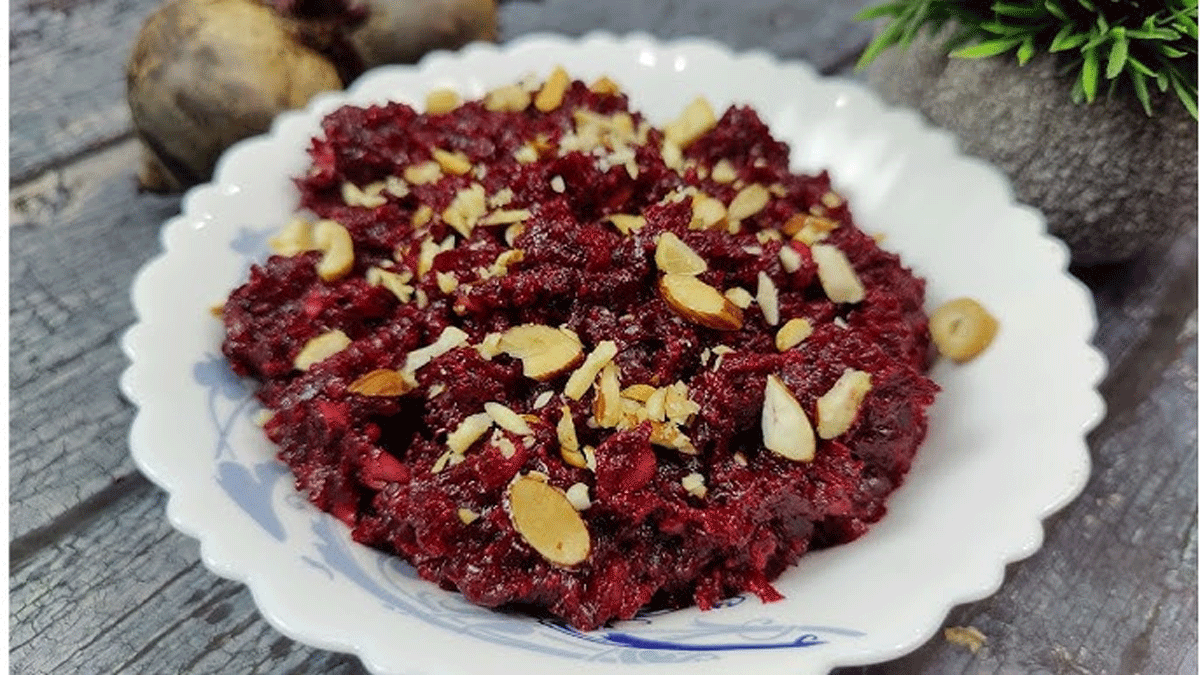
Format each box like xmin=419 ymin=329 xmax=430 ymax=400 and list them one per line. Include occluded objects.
xmin=222 ymin=71 xmax=938 ymax=630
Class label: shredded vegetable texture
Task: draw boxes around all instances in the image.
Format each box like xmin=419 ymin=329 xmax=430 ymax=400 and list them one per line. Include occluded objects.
xmin=855 ymin=0 xmax=1199 ymax=118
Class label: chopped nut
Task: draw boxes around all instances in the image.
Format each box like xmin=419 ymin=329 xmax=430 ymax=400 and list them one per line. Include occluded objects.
xmin=488 ymin=187 xmax=515 ymax=208
xmin=481 ymin=209 xmax=532 ymax=226
xmin=549 ymin=175 xmax=566 ymax=193
xmin=411 ymin=204 xmax=434 ymax=228
xmin=426 ymin=88 xmax=461 ymax=114
xmin=661 ymin=139 xmax=684 ymax=171
xmin=664 ymin=96 xmax=717 ymax=148
xmin=710 ymin=158 xmax=737 ymax=183
xmin=443 ymin=183 xmax=487 ymax=237
xmin=681 ymin=472 xmax=707 ymax=498
xmin=535 ymin=66 xmax=571 ymax=112
xmin=341 ymin=181 xmax=387 ymax=208
xmin=811 ymin=244 xmax=865 ymax=304
xmin=816 ymin=368 xmax=872 ymax=439
xmin=499 ymin=324 xmax=586 ymax=381
xmin=659 ymin=274 xmax=744 ymax=331
xmin=944 ymin=626 xmax=988 ymax=654
xmin=384 ymin=175 xmax=409 ymax=198
xmin=404 ymin=161 xmax=442 ymax=185
xmin=435 ymin=271 xmax=459 ymax=294
xmin=761 ymin=374 xmax=816 ymax=462
xmin=690 ymin=193 xmax=728 ymax=230
xmin=778 ymin=245 xmax=803 ymax=273
xmin=821 ymin=190 xmax=845 ymax=209
xmin=432 ymin=148 xmax=471 ymax=176
xmin=775 ymin=318 xmax=814 ymax=351
xmin=514 ymin=144 xmax=539 ymax=164
xmin=488 ymin=248 xmax=525 ymax=277
xmin=589 ymin=76 xmax=621 ymax=95
xmin=564 ymin=482 xmax=592 ymax=511
xmin=643 ymin=386 xmax=667 ymax=423
xmin=402 ymin=326 xmax=469 ymax=375
xmin=621 ymin=383 xmax=656 ymax=402
xmin=446 ymin=412 xmax=493 ymax=455
xmin=563 ymin=340 xmax=619 ymax=400
xmin=504 ymin=223 xmax=526 ymax=246
xmin=607 ymin=213 xmax=646 ymax=235
xmin=655 ymin=232 xmax=708 ymax=275
xmin=726 ymin=184 xmax=771 ymax=222
xmin=593 ymin=362 xmax=623 ymax=428
xmin=756 ymin=272 xmax=780 ymax=326
xmin=484 ymin=84 xmax=531 ymax=112
xmin=783 ymin=213 xmax=839 ymax=245
xmin=269 ymin=217 xmax=314 ymax=255
xmin=929 ymin=297 xmax=999 ymax=363
xmin=485 ymin=401 xmax=534 ymax=436
xmin=507 ymin=474 xmax=591 ymax=566
xmin=293 ymin=329 xmax=350 ymax=371
xmin=366 ymin=267 xmax=415 ymax=303
xmin=492 ymin=431 xmax=518 ymax=459
xmin=348 ymin=369 xmax=413 ymax=397
xmin=724 ymin=287 xmax=755 ymax=309
xmin=313 ymin=219 xmax=354 ymax=282
xmin=457 ymin=507 xmax=479 ymax=524
xmin=663 ymin=381 xmax=699 ymax=425
xmin=557 ymin=404 xmax=580 ymax=451
xmin=648 ymin=420 xmax=697 ymax=454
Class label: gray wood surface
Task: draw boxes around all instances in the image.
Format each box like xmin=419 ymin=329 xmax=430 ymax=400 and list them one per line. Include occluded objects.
xmin=9 ymin=0 xmax=1196 ymax=673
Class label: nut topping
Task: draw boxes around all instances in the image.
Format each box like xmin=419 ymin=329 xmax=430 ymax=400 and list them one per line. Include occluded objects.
xmin=756 ymin=272 xmax=780 ymax=326
xmin=535 ymin=66 xmax=570 ymax=112
xmin=761 ymin=374 xmax=816 ymax=462
xmin=654 ymin=232 xmax=708 ymax=275
xmin=816 ymin=369 xmax=873 ymax=439
xmin=313 ymin=219 xmax=354 ymax=282
xmin=293 ymin=329 xmax=350 ymax=371
xmin=658 ymin=274 xmax=744 ymax=331
xmin=775 ymin=318 xmax=814 ymax=351
xmin=563 ymin=340 xmax=618 ymax=400
xmin=347 ymin=369 xmax=413 ymax=397
xmin=663 ymin=97 xmax=717 ymax=148
xmin=929 ymin=297 xmax=999 ymax=363
xmin=508 ymin=474 xmax=591 ymax=566
xmin=811 ymin=244 xmax=865 ymax=304
xmin=499 ymin=324 xmax=586 ymax=382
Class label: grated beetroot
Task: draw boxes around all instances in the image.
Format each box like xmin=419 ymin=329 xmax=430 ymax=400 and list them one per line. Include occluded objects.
xmin=221 ymin=75 xmax=938 ymax=630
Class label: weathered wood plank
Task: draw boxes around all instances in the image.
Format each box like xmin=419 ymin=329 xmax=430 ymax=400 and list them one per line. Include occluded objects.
xmin=9 ymin=139 xmax=180 ymax=540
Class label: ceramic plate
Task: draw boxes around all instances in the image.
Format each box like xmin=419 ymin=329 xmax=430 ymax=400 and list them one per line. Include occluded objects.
xmin=121 ymin=32 xmax=1106 ymax=674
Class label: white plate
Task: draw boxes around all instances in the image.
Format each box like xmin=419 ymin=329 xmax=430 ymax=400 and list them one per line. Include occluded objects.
xmin=121 ymin=32 xmax=1106 ymax=674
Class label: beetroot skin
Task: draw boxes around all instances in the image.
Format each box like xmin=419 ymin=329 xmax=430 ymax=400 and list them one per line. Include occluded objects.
xmin=222 ymin=76 xmax=938 ymax=630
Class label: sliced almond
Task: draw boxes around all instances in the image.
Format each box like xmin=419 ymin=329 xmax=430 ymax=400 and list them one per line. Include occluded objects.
xmin=456 ymin=507 xmax=479 ymax=524
xmin=499 ymin=324 xmax=585 ymax=382
xmin=643 ymin=386 xmax=668 ymax=423
xmin=621 ymin=383 xmax=657 ymax=402
xmin=402 ymin=326 xmax=469 ymax=375
xmin=313 ymin=219 xmax=354 ymax=282
xmin=783 ymin=213 xmax=839 ymax=244
xmin=293 ymin=329 xmax=350 ymax=371
xmin=404 ymin=160 xmax=442 ymax=185
xmin=663 ymin=96 xmax=717 ymax=148
xmin=443 ymin=183 xmax=487 ymax=237
xmin=655 ymin=232 xmax=708 ymax=275
xmin=589 ymin=76 xmax=621 ymax=96
xmin=480 ymin=209 xmax=533 ymax=226
xmin=811 ymin=244 xmax=865 ymax=304
xmin=724 ymin=287 xmax=755 ymax=309
xmin=710 ymin=158 xmax=738 ymax=183
xmin=778 ymin=245 xmax=804 ymax=273
xmin=607 ymin=213 xmax=646 ymax=235
xmin=348 ymin=368 xmax=413 ymax=397
xmin=508 ymin=474 xmax=591 ymax=566
xmin=564 ymin=482 xmax=592 ymax=511
xmin=648 ymin=420 xmax=697 ymax=454
xmin=432 ymin=148 xmax=472 ymax=176
xmin=663 ymin=381 xmax=699 ymax=425
xmin=484 ymin=84 xmax=531 ymax=112
xmin=929 ymin=298 xmax=999 ymax=363
xmin=816 ymin=368 xmax=873 ymax=439
xmin=446 ymin=412 xmax=493 ymax=455
xmin=269 ymin=217 xmax=314 ymax=255
xmin=761 ymin=374 xmax=816 ymax=462
xmin=592 ymin=362 xmax=622 ymax=428
xmin=726 ymin=184 xmax=771 ymax=222
xmin=563 ymin=340 xmax=618 ymax=400
xmin=756 ymin=272 xmax=780 ymax=326
xmin=435 ymin=271 xmax=459 ymax=294
xmin=426 ymin=88 xmax=460 ymax=114
xmin=775 ymin=318 xmax=814 ymax=351
xmin=658 ymin=274 xmax=744 ymax=331
xmin=689 ymin=193 xmax=728 ymax=230
xmin=485 ymin=401 xmax=534 ymax=436
xmin=535 ymin=66 xmax=571 ymax=112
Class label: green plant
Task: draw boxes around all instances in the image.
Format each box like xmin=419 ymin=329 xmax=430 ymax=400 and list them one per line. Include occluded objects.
xmin=855 ymin=0 xmax=1198 ymax=118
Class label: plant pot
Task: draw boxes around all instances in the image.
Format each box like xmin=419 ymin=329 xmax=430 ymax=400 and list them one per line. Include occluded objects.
xmin=865 ymin=30 xmax=1197 ymax=267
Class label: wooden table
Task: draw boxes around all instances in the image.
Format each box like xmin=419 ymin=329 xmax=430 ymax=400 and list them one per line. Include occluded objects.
xmin=10 ymin=1 xmax=1196 ymax=672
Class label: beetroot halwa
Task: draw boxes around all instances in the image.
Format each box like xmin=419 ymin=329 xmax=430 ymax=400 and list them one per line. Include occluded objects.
xmin=221 ymin=69 xmax=939 ymax=630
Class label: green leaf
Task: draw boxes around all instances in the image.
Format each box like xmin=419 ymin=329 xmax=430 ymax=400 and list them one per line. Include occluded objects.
xmin=854 ymin=19 xmax=908 ymax=69
xmin=1075 ymin=0 xmax=1095 ymax=12
xmin=1169 ymin=69 xmax=1199 ymax=119
xmin=950 ymin=36 xmax=1024 ymax=59
xmin=1130 ymin=69 xmax=1154 ymax=116
xmin=1081 ymin=46 xmax=1100 ymax=102
xmin=1125 ymin=54 xmax=1159 ymax=78
xmin=853 ymin=1 xmax=910 ymax=21
xmin=1043 ymin=0 xmax=1069 ymax=22
xmin=980 ymin=21 xmax=1031 ymax=36
xmin=991 ymin=2 xmax=1046 ymax=18
xmin=1160 ymin=45 xmax=1191 ymax=58
xmin=1157 ymin=70 xmax=1171 ymax=92
xmin=1017 ymin=36 xmax=1037 ymax=65
xmin=1070 ymin=73 xmax=1087 ymax=104
xmin=1050 ymin=24 xmax=1088 ymax=52
xmin=1106 ymin=30 xmax=1129 ymax=79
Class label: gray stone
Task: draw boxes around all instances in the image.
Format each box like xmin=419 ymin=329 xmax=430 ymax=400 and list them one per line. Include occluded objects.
xmin=866 ymin=28 xmax=1197 ymax=266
